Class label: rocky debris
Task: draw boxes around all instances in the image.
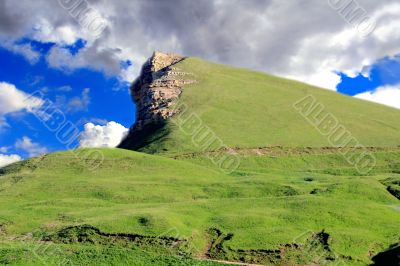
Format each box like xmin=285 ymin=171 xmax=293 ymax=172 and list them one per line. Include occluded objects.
xmin=119 ymin=51 xmax=196 ymax=149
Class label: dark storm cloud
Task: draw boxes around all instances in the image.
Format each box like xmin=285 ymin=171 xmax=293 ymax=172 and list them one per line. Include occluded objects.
xmin=0 ymin=1 xmax=25 ymax=36
xmin=0 ymin=0 xmax=399 ymax=88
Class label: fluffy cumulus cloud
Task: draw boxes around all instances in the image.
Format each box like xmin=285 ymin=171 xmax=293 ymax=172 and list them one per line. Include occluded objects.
xmin=0 ymin=154 xmax=22 ymax=168
xmin=79 ymin=121 xmax=129 ymax=148
xmin=0 ymin=82 xmax=43 ymax=115
xmin=355 ymin=85 xmax=400 ymax=109
xmin=15 ymin=136 xmax=48 ymax=157
xmin=0 ymin=82 xmax=43 ymax=129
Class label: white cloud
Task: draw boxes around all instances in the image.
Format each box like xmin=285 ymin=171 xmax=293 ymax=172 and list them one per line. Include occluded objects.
xmin=46 ymin=45 xmax=122 ymax=76
xmin=0 ymin=82 xmax=43 ymax=130
xmin=55 ymin=88 xmax=91 ymax=113
xmin=287 ymin=70 xmax=342 ymax=90
xmin=79 ymin=121 xmax=129 ymax=148
xmin=354 ymin=85 xmax=400 ymax=109
xmin=119 ymin=64 xmax=140 ymax=84
xmin=1 ymin=0 xmax=400 ymax=88
xmin=0 ymin=154 xmax=22 ymax=168
xmin=46 ymin=45 xmax=82 ymax=71
xmin=0 ymin=117 xmax=9 ymax=130
xmin=67 ymin=88 xmax=90 ymax=112
xmin=57 ymin=85 xmax=73 ymax=92
xmin=15 ymin=136 xmax=48 ymax=157
xmin=32 ymin=19 xmax=79 ymax=45
xmin=305 ymin=71 xmax=342 ymax=91
xmin=0 ymin=82 xmax=43 ymax=115
xmin=1 ymin=42 xmax=41 ymax=64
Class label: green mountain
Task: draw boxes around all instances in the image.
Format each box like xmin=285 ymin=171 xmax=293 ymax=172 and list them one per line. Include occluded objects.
xmin=1 ymin=53 xmax=399 ymax=265
xmin=120 ymin=52 xmax=400 ymax=154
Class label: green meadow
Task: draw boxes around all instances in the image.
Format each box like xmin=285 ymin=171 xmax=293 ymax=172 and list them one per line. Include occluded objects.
xmin=1 ymin=57 xmax=399 ymax=265
xmin=0 ymin=148 xmax=399 ymax=265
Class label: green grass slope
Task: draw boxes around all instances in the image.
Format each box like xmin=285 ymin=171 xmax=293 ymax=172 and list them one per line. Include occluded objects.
xmin=137 ymin=57 xmax=400 ymax=154
xmin=0 ymin=148 xmax=399 ymax=265
xmin=1 ymin=58 xmax=400 ymax=265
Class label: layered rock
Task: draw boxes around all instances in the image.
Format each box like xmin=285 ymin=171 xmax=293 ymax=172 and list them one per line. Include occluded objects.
xmin=119 ymin=51 xmax=196 ymax=149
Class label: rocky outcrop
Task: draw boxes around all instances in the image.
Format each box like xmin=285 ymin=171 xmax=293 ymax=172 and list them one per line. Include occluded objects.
xmin=119 ymin=51 xmax=196 ymax=150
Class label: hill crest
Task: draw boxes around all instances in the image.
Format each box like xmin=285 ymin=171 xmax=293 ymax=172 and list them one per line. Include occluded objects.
xmin=120 ymin=52 xmax=400 ymax=154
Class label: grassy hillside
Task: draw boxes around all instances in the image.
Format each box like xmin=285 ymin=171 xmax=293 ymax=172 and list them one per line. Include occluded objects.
xmin=137 ymin=57 xmax=400 ymax=154
xmin=0 ymin=148 xmax=399 ymax=265
xmin=1 ymin=57 xmax=400 ymax=265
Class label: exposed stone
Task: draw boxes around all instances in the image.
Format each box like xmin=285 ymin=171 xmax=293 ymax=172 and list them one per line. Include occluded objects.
xmin=119 ymin=51 xmax=196 ymax=149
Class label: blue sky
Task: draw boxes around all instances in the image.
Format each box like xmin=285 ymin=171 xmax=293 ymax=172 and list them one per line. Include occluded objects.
xmin=0 ymin=39 xmax=134 ymax=162
xmin=337 ymin=55 xmax=400 ymax=96
xmin=1 ymin=38 xmax=398 ymax=163
xmin=0 ymin=0 xmax=399 ymax=166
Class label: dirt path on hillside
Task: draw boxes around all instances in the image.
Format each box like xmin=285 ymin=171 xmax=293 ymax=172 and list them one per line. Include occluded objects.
xmin=198 ymin=258 xmax=264 ymax=266
xmin=171 ymin=146 xmax=400 ymax=159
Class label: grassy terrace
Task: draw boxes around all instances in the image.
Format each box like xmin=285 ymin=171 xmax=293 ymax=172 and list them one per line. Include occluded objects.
xmin=0 ymin=148 xmax=399 ymax=265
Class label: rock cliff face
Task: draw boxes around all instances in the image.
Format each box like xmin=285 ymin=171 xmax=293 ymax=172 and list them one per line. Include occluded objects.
xmin=119 ymin=51 xmax=196 ymax=150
